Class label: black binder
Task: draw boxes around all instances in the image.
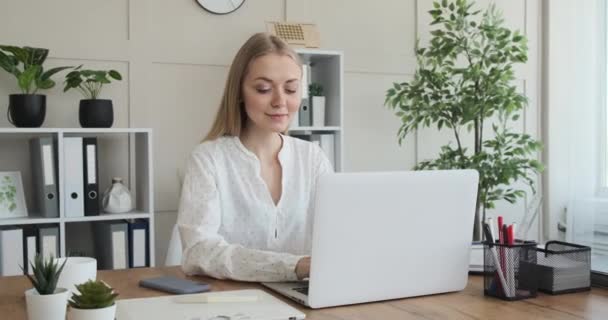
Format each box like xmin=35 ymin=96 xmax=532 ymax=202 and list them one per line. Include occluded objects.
xmin=82 ymin=137 xmax=100 ymax=216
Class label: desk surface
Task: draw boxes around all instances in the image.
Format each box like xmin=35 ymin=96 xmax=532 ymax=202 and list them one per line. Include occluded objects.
xmin=1 ymin=266 xmax=607 ymax=320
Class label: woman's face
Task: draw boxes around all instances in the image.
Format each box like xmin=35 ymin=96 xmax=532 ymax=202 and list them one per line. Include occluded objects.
xmin=241 ymin=53 xmax=302 ymax=133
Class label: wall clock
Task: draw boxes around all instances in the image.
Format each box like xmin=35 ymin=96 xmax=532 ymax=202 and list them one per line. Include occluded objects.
xmin=196 ymin=0 xmax=245 ymax=15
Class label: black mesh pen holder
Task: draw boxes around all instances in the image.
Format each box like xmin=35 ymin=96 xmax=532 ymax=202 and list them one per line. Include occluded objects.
xmin=483 ymin=241 xmax=538 ymax=301
xmin=536 ymin=241 xmax=591 ymax=294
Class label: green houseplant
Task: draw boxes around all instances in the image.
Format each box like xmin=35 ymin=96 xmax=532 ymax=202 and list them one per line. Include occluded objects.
xmin=385 ymin=0 xmax=543 ymax=240
xmin=22 ymin=254 xmax=69 ymax=320
xmin=69 ymin=280 xmax=119 ymax=320
xmin=0 ymin=45 xmax=71 ymax=127
xmin=63 ymin=65 xmax=122 ymax=128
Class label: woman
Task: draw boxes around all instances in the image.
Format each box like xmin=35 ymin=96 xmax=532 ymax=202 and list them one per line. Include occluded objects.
xmin=177 ymin=33 xmax=333 ymax=282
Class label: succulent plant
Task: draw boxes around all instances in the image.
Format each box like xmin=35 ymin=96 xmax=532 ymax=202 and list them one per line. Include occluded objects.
xmin=69 ymin=280 xmax=119 ymax=309
xmin=22 ymin=254 xmax=67 ymax=295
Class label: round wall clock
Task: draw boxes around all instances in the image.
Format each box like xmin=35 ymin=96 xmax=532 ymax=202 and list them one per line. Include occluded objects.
xmin=196 ymin=0 xmax=245 ymax=15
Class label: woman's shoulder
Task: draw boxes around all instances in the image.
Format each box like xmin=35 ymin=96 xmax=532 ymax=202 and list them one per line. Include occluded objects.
xmin=190 ymin=136 xmax=236 ymax=159
xmin=283 ymin=135 xmax=324 ymax=158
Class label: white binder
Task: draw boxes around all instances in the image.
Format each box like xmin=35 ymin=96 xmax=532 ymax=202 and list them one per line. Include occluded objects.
xmin=64 ymin=137 xmax=84 ymax=217
xmin=0 ymin=228 xmax=24 ymax=276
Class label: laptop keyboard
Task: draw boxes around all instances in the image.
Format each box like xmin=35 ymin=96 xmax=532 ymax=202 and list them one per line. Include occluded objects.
xmin=292 ymin=286 xmax=309 ymax=295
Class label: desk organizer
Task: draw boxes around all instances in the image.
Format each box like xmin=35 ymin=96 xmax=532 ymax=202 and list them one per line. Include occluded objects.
xmin=484 ymin=240 xmax=538 ymax=301
xmin=536 ymin=241 xmax=591 ymax=294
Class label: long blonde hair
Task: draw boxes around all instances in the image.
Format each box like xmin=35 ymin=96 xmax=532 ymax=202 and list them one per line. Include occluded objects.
xmin=203 ymin=33 xmax=302 ymax=142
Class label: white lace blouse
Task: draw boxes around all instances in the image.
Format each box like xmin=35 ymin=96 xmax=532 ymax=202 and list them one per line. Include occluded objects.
xmin=177 ymin=134 xmax=333 ymax=282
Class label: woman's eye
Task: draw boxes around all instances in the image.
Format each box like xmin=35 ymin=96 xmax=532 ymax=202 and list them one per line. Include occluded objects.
xmin=285 ymin=89 xmax=297 ymax=94
xmin=256 ymin=88 xmax=271 ymax=94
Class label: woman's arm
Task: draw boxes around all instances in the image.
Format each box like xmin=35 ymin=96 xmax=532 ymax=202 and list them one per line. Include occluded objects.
xmin=177 ymin=151 xmax=305 ymax=282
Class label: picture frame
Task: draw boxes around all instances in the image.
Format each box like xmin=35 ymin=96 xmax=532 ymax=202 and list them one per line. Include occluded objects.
xmin=0 ymin=171 xmax=28 ymax=219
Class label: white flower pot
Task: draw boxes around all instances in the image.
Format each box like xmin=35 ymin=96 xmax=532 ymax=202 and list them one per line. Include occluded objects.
xmin=69 ymin=304 xmax=117 ymax=320
xmin=25 ymin=288 xmax=69 ymax=320
xmin=56 ymin=257 xmax=97 ymax=294
xmin=312 ymin=96 xmax=326 ymax=127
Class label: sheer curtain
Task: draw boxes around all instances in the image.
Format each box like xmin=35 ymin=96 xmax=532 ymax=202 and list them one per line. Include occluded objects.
xmin=545 ymin=0 xmax=608 ymax=275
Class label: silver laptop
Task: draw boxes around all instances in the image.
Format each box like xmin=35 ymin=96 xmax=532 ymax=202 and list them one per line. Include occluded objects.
xmin=263 ymin=170 xmax=479 ymax=309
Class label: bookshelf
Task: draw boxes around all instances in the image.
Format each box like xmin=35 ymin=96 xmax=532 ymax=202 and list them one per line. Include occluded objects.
xmin=291 ymin=49 xmax=344 ymax=171
xmin=0 ymin=128 xmax=155 ymax=271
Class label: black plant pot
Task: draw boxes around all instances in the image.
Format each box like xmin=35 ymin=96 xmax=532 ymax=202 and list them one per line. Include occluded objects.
xmin=79 ymin=99 xmax=114 ymax=128
xmin=7 ymin=94 xmax=46 ymax=127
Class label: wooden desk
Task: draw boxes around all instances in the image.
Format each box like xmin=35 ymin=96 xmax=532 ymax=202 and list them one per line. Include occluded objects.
xmin=1 ymin=266 xmax=607 ymax=319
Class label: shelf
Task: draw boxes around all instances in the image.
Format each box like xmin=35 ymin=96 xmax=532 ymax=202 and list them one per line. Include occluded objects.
xmin=0 ymin=217 xmax=60 ymax=226
xmin=289 ymin=126 xmax=341 ymax=132
xmin=0 ymin=128 xmax=151 ymax=134
xmin=64 ymin=211 xmax=152 ymax=223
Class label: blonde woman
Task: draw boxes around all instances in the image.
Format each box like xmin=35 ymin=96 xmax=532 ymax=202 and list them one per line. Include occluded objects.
xmin=177 ymin=33 xmax=333 ymax=282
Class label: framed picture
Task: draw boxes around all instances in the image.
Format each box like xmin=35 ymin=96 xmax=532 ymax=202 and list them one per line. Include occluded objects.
xmin=0 ymin=171 xmax=28 ymax=219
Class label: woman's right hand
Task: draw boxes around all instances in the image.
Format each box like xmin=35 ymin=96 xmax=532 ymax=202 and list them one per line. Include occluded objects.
xmin=295 ymin=257 xmax=311 ymax=280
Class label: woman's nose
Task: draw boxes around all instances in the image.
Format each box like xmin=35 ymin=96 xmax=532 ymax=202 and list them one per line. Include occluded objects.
xmin=271 ymin=90 xmax=286 ymax=108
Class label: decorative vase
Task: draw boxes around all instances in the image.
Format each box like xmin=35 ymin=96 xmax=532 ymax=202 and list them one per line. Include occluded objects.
xmin=25 ymin=287 xmax=69 ymax=320
xmin=7 ymin=94 xmax=46 ymax=127
xmin=312 ymin=96 xmax=326 ymax=127
xmin=102 ymin=177 xmax=133 ymax=214
xmin=79 ymin=99 xmax=113 ymax=128
xmin=56 ymin=257 xmax=97 ymax=294
xmin=68 ymin=304 xmax=116 ymax=320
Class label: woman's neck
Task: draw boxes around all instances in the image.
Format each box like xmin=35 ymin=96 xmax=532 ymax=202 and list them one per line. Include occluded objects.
xmin=239 ymin=126 xmax=283 ymax=164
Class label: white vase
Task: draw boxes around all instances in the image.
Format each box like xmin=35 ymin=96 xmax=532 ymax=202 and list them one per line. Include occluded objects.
xmin=55 ymin=257 xmax=97 ymax=294
xmin=102 ymin=177 xmax=133 ymax=214
xmin=69 ymin=304 xmax=116 ymax=320
xmin=312 ymin=96 xmax=326 ymax=127
xmin=25 ymin=288 xmax=69 ymax=320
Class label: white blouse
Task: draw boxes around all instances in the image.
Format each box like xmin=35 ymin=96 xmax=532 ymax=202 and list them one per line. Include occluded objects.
xmin=177 ymin=134 xmax=333 ymax=282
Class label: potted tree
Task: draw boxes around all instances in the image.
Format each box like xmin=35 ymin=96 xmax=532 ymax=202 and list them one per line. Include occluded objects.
xmin=0 ymin=45 xmax=71 ymax=127
xmin=68 ymin=280 xmax=119 ymax=320
xmin=22 ymin=254 xmax=69 ymax=320
xmin=309 ymin=82 xmax=326 ymax=127
xmin=385 ymin=0 xmax=544 ymax=240
xmin=63 ymin=66 xmax=122 ymax=128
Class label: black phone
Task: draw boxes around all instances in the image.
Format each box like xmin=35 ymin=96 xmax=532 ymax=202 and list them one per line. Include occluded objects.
xmin=139 ymin=276 xmax=211 ymax=294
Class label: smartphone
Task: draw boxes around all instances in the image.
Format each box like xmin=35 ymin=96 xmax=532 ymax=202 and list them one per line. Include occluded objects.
xmin=139 ymin=276 xmax=211 ymax=294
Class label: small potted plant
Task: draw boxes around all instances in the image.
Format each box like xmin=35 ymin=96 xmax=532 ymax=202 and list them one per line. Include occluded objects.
xmin=0 ymin=45 xmax=71 ymax=127
xmin=68 ymin=280 xmax=119 ymax=320
xmin=309 ymin=82 xmax=326 ymax=127
xmin=22 ymin=254 xmax=69 ymax=320
xmin=63 ymin=65 xmax=122 ymax=128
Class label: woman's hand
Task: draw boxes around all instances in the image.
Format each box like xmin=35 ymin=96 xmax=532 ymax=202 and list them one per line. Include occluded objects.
xmin=295 ymin=257 xmax=311 ymax=280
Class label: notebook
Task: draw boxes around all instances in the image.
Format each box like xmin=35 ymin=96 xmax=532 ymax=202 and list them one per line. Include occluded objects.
xmin=115 ymin=289 xmax=306 ymax=320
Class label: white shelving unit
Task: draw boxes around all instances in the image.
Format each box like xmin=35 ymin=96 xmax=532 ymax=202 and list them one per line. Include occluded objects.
xmin=0 ymin=128 xmax=155 ymax=267
xmin=291 ymin=49 xmax=344 ymax=171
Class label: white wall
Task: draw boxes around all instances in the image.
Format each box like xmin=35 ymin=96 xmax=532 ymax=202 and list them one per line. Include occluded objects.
xmin=0 ymin=0 xmax=541 ymax=265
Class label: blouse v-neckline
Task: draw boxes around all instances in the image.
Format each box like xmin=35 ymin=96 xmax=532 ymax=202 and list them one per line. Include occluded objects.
xmin=233 ymin=134 xmax=288 ymax=208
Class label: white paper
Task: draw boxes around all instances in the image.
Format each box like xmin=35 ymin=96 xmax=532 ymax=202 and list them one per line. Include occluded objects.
xmin=42 ymin=144 xmax=54 ymax=186
xmin=133 ymin=229 xmax=146 ymax=267
xmin=87 ymin=144 xmax=96 ymax=184
xmin=42 ymin=235 xmax=57 ymax=260
xmin=27 ymin=236 xmax=37 ymax=275
xmin=112 ymin=230 xmax=127 ymax=269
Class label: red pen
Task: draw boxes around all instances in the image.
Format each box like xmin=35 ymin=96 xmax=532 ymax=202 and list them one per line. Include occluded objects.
xmin=507 ymin=225 xmax=514 ymax=246
xmin=497 ymin=216 xmax=504 ymax=244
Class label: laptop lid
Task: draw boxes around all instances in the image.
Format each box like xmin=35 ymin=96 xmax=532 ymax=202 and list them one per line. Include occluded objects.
xmin=307 ymin=170 xmax=479 ymax=308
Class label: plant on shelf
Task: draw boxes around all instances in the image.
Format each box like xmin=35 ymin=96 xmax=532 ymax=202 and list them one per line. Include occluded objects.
xmin=309 ymin=82 xmax=323 ymax=97
xmin=22 ymin=254 xmax=70 ymax=320
xmin=384 ymin=0 xmax=544 ymax=240
xmin=68 ymin=280 xmax=119 ymax=320
xmin=63 ymin=65 xmax=123 ymax=128
xmin=0 ymin=45 xmax=71 ymax=127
